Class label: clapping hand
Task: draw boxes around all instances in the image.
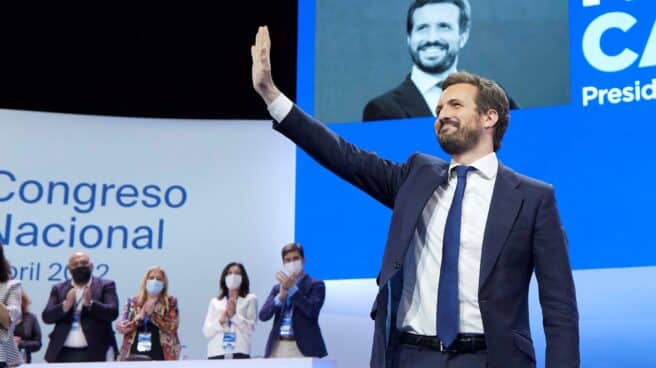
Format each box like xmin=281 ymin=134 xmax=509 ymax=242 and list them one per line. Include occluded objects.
xmin=275 ymin=271 xmax=298 ymax=302
xmin=63 ymin=288 xmax=77 ymax=312
xmin=226 ymin=297 xmax=237 ymax=318
xmin=82 ymin=286 xmax=92 ymax=307
xmin=117 ymin=319 xmax=133 ymax=333
xmin=143 ymin=299 xmax=156 ymax=317
xmin=276 ymin=271 xmax=298 ymax=290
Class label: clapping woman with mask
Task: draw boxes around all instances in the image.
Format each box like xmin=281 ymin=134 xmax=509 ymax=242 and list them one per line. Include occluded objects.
xmin=116 ymin=266 xmax=181 ymax=360
xmin=202 ymin=262 xmax=257 ymax=359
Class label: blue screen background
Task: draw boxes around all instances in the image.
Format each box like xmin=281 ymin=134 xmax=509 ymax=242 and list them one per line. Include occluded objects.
xmin=295 ymin=1 xmax=656 ymax=366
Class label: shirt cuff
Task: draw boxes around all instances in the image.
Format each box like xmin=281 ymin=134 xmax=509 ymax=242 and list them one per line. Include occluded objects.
xmin=267 ymin=94 xmax=294 ymax=123
xmin=287 ymin=285 xmax=299 ymax=298
xmin=274 ymin=295 xmax=283 ymax=307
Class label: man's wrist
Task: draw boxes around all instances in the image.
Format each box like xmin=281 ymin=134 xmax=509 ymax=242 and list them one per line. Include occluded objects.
xmin=261 ymin=85 xmax=281 ymax=106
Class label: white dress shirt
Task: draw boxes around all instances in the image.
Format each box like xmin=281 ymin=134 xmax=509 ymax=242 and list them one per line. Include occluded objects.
xmin=398 ymin=153 xmax=498 ymax=335
xmin=409 ymin=65 xmax=457 ymax=116
xmin=63 ymin=279 xmax=92 ymax=348
xmin=268 ymin=94 xmax=294 ymax=122
xmin=202 ymin=293 xmax=257 ymax=357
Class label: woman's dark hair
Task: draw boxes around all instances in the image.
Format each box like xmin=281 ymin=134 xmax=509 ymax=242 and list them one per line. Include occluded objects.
xmin=218 ymin=262 xmax=250 ymax=300
xmin=0 ymin=241 xmax=11 ymax=283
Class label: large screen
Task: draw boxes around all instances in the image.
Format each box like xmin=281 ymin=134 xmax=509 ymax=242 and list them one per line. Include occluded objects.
xmin=310 ymin=0 xmax=570 ymax=123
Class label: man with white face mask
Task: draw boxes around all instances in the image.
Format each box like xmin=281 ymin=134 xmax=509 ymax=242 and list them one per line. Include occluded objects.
xmin=203 ymin=262 xmax=257 ymax=359
xmin=259 ymin=243 xmax=327 ymax=358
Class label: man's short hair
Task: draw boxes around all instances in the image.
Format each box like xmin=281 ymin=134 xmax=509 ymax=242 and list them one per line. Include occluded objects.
xmin=281 ymin=242 xmax=305 ymax=259
xmin=442 ymin=71 xmax=510 ymax=152
xmin=406 ymin=0 xmax=472 ymax=35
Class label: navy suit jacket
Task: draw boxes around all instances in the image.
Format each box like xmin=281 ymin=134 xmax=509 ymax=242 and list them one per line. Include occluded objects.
xmin=274 ymin=106 xmax=579 ymax=368
xmin=14 ymin=312 xmax=42 ymax=363
xmin=42 ymin=277 xmax=119 ymax=362
xmin=259 ymin=274 xmax=327 ymax=358
xmin=363 ymin=77 xmax=519 ymax=122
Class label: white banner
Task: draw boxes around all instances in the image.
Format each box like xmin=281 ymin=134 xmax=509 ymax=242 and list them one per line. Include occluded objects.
xmin=0 ymin=108 xmax=296 ymax=361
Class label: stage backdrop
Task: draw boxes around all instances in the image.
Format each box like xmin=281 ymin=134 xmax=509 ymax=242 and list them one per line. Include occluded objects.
xmin=0 ymin=109 xmax=296 ymax=361
xmin=295 ymin=0 xmax=656 ymax=367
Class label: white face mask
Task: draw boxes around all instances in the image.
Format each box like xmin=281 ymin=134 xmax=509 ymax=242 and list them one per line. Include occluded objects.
xmin=225 ymin=274 xmax=242 ymax=290
xmin=284 ymin=260 xmax=303 ymax=276
xmin=146 ymin=279 xmax=164 ymax=295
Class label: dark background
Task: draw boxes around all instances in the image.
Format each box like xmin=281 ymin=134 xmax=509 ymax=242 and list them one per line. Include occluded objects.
xmin=0 ymin=2 xmax=297 ymax=119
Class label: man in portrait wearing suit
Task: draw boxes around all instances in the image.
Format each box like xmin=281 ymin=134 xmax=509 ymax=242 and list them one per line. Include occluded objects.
xmin=42 ymin=251 xmax=119 ymax=362
xmin=363 ymin=0 xmax=517 ymax=122
xmin=252 ymin=26 xmax=578 ymax=368
xmin=259 ymin=243 xmax=327 ymax=358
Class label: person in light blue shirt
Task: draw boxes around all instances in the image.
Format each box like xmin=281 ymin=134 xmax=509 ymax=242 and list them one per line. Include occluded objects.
xmin=259 ymin=243 xmax=327 ymax=358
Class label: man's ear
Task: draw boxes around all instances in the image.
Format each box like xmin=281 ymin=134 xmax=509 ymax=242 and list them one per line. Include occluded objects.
xmin=459 ymin=30 xmax=470 ymax=49
xmin=483 ymin=109 xmax=499 ymax=129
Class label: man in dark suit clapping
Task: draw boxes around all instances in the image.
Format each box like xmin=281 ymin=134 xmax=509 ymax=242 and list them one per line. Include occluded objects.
xmin=42 ymin=251 xmax=119 ymax=362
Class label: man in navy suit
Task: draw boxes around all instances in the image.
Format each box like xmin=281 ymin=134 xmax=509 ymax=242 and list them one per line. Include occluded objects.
xmin=42 ymin=252 xmax=119 ymax=362
xmin=251 ymin=27 xmax=579 ymax=368
xmin=259 ymin=243 xmax=327 ymax=358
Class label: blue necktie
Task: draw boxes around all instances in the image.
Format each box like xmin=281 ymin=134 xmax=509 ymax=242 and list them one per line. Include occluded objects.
xmin=437 ymin=165 xmax=473 ymax=347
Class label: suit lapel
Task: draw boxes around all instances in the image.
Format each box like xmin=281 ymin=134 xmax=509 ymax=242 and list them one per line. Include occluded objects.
xmin=398 ymin=164 xmax=448 ymax=252
xmin=381 ymin=162 xmax=448 ymax=287
xmin=393 ymin=78 xmax=433 ymax=117
xmin=479 ymin=164 xmax=523 ymax=288
xmin=297 ymin=274 xmax=310 ymax=293
xmin=62 ymin=282 xmax=74 ymax=298
xmin=89 ymin=277 xmax=98 ymax=301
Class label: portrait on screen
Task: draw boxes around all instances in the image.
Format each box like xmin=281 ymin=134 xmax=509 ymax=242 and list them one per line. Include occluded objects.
xmin=311 ymin=0 xmax=570 ymax=123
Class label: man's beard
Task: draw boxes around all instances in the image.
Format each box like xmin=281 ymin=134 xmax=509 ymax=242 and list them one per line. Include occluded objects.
xmin=437 ymin=118 xmax=483 ymax=155
xmin=410 ymin=41 xmax=458 ymax=74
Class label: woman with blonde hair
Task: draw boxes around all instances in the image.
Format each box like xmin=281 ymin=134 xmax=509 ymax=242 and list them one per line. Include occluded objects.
xmin=116 ymin=266 xmax=181 ymax=360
